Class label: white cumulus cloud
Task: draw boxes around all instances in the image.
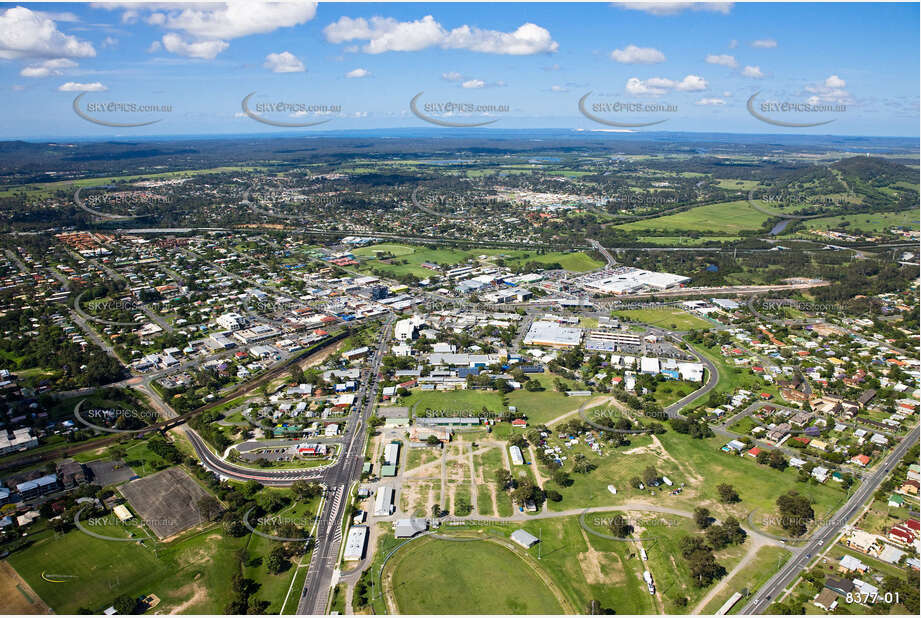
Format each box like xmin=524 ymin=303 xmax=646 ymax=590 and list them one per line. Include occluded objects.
xmin=345 ymin=68 xmax=370 ymax=78
xmin=160 ymin=33 xmax=228 ymax=59
xmin=462 ymin=79 xmax=485 ymax=89
xmin=705 ymin=54 xmax=737 ymax=68
xmin=626 ymin=74 xmax=707 ymax=96
xmin=804 ymin=74 xmax=851 ymax=103
xmin=742 ymin=65 xmax=764 ymax=78
xmin=751 ymin=38 xmax=777 ymax=48
xmin=264 ymin=51 xmax=305 ymax=73
xmin=619 ymin=3 xmax=733 ymax=16
xmin=611 ymin=44 xmax=665 ymax=64
xmin=442 ymin=71 xmax=463 ymax=81
xmin=58 ymin=81 xmax=106 ymax=92
xmin=696 ymin=97 xmax=725 ymax=105
xmin=20 ymin=57 xmax=77 ymax=77
xmin=324 ymin=15 xmax=558 ymax=55
xmin=110 ymin=1 xmax=317 ymax=60
xmin=0 ymin=6 xmax=95 ymax=60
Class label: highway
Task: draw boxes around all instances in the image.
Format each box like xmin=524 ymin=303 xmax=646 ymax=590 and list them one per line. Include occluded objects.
xmin=296 ymin=314 xmax=395 ymax=614
xmin=739 ymin=425 xmax=919 ymax=614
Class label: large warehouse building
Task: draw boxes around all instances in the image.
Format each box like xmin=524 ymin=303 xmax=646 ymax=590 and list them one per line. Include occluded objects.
xmin=522 ymin=321 xmax=583 ymax=348
xmin=577 ymin=267 xmax=691 ymax=295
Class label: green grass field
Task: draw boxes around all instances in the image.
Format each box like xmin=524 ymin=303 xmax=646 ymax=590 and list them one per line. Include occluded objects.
xmin=403 ymin=389 xmax=506 ymax=417
xmin=700 ymin=546 xmax=791 ymax=614
xmin=615 ymin=201 xmax=770 ymax=235
xmin=503 ymin=251 xmax=603 ymax=273
xmin=386 ymin=536 xmax=565 ymax=614
xmin=804 ymin=210 xmax=919 ymax=233
xmin=613 ymin=308 xmax=715 ymax=331
xmin=715 ymin=179 xmax=761 ymax=191
xmin=351 ymin=243 xmax=602 ymax=278
xmin=7 ymin=488 xmax=319 ymax=614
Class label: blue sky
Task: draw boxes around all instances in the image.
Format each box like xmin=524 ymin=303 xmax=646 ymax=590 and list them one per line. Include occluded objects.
xmin=0 ymin=1 xmax=918 ymax=138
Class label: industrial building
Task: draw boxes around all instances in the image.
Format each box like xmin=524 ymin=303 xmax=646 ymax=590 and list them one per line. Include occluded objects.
xmin=374 ymin=486 xmax=394 ymax=516
xmin=522 ymin=321 xmax=583 ymax=348
xmin=344 ymin=526 xmax=368 ymax=560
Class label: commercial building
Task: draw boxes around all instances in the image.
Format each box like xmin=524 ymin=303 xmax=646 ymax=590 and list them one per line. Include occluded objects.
xmin=511 ymin=529 xmax=539 ymax=548
xmin=216 ymin=312 xmax=249 ymax=331
xmin=384 ymin=441 xmax=401 ymax=466
xmin=394 ymin=518 xmax=428 ymax=538
xmin=343 ymin=526 xmax=368 ymax=560
xmin=522 ymin=321 xmax=583 ymax=348
xmin=579 ymin=267 xmax=690 ymax=295
xmin=374 ymin=486 xmax=394 ymax=516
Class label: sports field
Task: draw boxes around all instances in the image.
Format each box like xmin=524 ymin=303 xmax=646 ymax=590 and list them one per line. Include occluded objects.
xmin=612 ymin=308 xmax=714 ymax=331
xmin=385 ymin=536 xmax=565 ymax=614
xmin=352 ymin=243 xmax=602 ymax=278
xmin=403 ymin=389 xmax=506 ymax=417
xmin=615 ymin=201 xmax=770 ymax=235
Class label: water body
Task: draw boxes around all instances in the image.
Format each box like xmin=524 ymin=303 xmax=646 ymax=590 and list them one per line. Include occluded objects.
xmin=770 ymin=219 xmax=793 ymax=235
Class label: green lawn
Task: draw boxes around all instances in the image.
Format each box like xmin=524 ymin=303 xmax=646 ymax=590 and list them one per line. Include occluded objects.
xmin=513 ymin=514 xmax=657 ymax=614
xmin=403 ymin=389 xmax=506 ymax=418
xmin=615 ymin=201 xmax=770 ymax=235
xmin=503 ymin=251 xmax=603 ymax=273
xmin=804 ymin=210 xmax=919 ymax=233
xmin=351 ymin=243 xmax=602 ymax=278
xmin=700 ymin=546 xmax=792 ymax=614
xmin=7 ymin=489 xmax=318 ymax=614
xmin=613 ymin=308 xmax=715 ymax=331
xmin=386 ymin=536 xmax=565 ymax=614
xmin=7 ymin=525 xmax=244 ymax=613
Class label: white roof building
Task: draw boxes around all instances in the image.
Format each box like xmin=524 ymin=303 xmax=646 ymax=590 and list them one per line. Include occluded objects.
xmin=343 ymin=526 xmax=368 ymax=560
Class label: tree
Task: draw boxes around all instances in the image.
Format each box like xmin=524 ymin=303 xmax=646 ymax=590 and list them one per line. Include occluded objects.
xmin=425 ymin=434 xmax=442 ymax=446
xmin=431 ymin=503 xmax=442 ymax=518
xmin=717 ymin=483 xmax=740 ymax=504
xmin=112 ymin=595 xmax=136 ymax=615
xmin=609 ymin=515 xmax=632 ymax=538
xmin=642 ymin=466 xmax=659 ymax=486
xmin=630 ymin=476 xmax=643 ymax=489
xmin=525 ymin=379 xmax=544 ymax=392
xmin=572 ymin=453 xmax=596 ymax=474
xmin=266 ymin=545 xmax=288 ymax=574
xmin=291 ymin=481 xmax=322 ymax=501
xmin=776 ymin=491 xmax=814 ymax=537
xmin=495 ymin=469 xmax=512 ymax=490
xmin=586 ymin=600 xmax=616 ymax=614
xmin=769 ymin=450 xmax=788 ymax=470
xmin=197 ymin=496 xmax=221 ymax=521
xmin=552 ymin=469 xmax=572 ymax=487
xmin=694 ymin=507 xmax=711 ymax=529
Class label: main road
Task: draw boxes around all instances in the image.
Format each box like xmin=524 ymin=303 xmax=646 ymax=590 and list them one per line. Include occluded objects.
xmin=739 ymin=424 xmax=919 ymax=614
xmin=296 ymin=314 xmax=394 ymax=615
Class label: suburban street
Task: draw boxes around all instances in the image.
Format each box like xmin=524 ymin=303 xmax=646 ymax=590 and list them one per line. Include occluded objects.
xmin=740 ymin=425 xmax=919 ymax=614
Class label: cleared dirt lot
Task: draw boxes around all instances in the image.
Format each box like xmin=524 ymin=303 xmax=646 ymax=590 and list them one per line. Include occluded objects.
xmin=0 ymin=561 xmax=52 ymax=614
xmin=119 ymin=467 xmax=212 ymax=539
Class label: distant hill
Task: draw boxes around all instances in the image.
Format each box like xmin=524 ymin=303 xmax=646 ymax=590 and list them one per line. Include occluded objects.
xmin=832 ymin=156 xmax=917 ymax=187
